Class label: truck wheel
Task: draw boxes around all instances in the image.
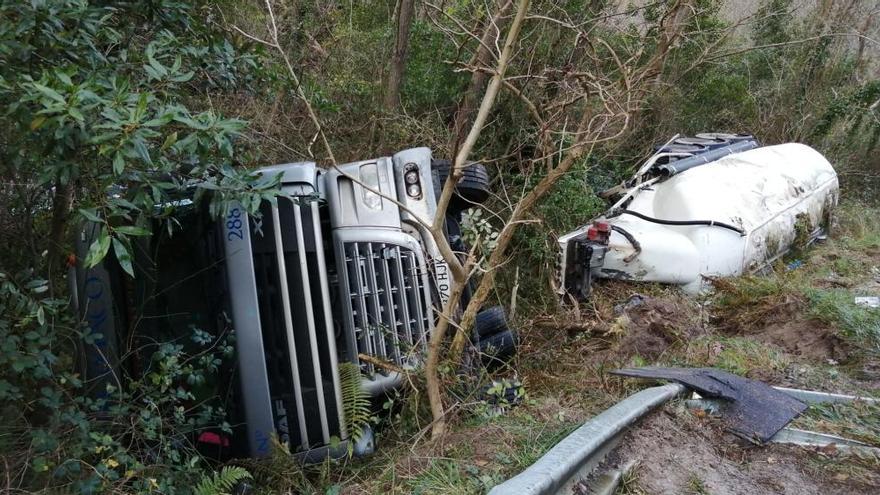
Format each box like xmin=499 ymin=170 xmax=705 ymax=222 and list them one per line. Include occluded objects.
xmin=474 ymin=306 xmax=508 ymax=340
xmin=478 ymin=329 xmax=518 ymax=368
xmin=431 ymin=159 xmax=490 ymax=211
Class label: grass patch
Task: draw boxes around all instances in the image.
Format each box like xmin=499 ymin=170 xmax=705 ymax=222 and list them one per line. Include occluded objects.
xmin=710 ymin=274 xmax=808 ymax=330
xmin=807 ymin=289 xmax=880 ymax=354
xmin=406 ymin=459 xmax=490 ymax=495
xmin=791 ymin=400 xmax=880 ymax=446
xmin=679 ymin=336 xmax=791 ymax=376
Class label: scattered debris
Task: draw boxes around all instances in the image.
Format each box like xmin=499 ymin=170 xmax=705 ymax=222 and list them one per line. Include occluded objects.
xmin=854 ymin=296 xmax=879 ymax=308
xmin=686 ymin=396 xmax=880 ymax=454
xmin=611 ymin=367 xmax=807 ymax=442
xmin=770 ymin=428 xmax=880 ymax=454
xmin=787 ymin=259 xmax=804 ymax=271
xmin=772 ymin=386 xmax=879 ymax=405
xmin=612 ymin=293 xmax=647 ymax=314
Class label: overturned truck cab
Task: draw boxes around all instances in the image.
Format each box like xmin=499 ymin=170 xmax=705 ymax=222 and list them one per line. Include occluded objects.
xmin=73 ymin=148 xmax=517 ymax=461
xmin=558 ymin=134 xmax=839 ymax=298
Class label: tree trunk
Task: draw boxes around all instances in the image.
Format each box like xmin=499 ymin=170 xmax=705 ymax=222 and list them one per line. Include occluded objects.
xmin=855 ymin=3 xmax=879 ymax=80
xmin=47 ymin=179 xmax=74 ymax=286
xmin=385 ymin=0 xmax=415 ymax=111
xmin=426 ymin=0 xmax=529 ymax=440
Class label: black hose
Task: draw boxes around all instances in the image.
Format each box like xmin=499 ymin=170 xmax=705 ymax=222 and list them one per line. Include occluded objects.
xmin=610 ymin=225 xmax=642 ymax=262
xmin=613 ymin=209 xmax=745 ymax=236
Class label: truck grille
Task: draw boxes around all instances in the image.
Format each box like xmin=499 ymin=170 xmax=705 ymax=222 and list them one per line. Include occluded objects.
xmin=249 ymin=197 xmax=346 ymax=451
xmin=340 ymin=242 xmax=430 ymax=374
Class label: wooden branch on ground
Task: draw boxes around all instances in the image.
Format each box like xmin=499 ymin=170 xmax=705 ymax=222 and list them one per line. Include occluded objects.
xmin=358 ymin=353 xmax=406 ymax=374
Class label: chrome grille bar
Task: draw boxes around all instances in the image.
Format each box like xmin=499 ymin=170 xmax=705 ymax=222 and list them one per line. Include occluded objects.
xmin=391 ymin=246 xmax=415 ymax=347
xmin=270 ymin=203 xmax=310 ymax=450
xmin=292 ymin=200 xmax=331 ymax=445
xmin=403 ymin=250 xmax=428 ymax=347
xmin=310 ymin=200 xmax=348 ymax=440
xmin=376 ymin=245 xmax=402 ymax=364
xmin=348 ymin=244 xmax=374 ymax=373
xmin=361 ymin=244 xmax=388 ymax=360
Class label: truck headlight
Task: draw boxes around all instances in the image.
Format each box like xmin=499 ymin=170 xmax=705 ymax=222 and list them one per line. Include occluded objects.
xmin=404 ymin=163 xmax=422 ymax=199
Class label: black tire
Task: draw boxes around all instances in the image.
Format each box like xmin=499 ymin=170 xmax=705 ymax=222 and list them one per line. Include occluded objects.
xmin=478 ymin=329 xmax=518 ymax=367
xmin=474 ymin=306 xmax=508 ymax=340
xmin=431 ymin=158 xmax=490 ymax=211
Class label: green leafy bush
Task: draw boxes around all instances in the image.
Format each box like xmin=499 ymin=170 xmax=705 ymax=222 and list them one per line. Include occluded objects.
xmin=0 ymin=1 xmax=276 ymax=492
xmin=1 ymin=269 xmax=243 ymax=493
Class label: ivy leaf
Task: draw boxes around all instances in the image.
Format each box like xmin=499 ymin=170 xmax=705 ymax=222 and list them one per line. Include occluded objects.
xmin=84 ymin=229 xmax=111 ymax=268
xmin=112 ymin=237 xmax=134 ymax=277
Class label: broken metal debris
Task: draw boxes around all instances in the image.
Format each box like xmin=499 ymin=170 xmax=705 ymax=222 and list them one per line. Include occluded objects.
xmin=772 ymin=386 xmax=879 ymax=405
xmin=687 ymin=397 xmax=880 ymax=455
xmin=854 ymin=296 xmax=880 ymax=308
xmin=770 ymin=428 xmax=880 ymax=454
xmin=611 ymin=367 xmax=807 ymax=443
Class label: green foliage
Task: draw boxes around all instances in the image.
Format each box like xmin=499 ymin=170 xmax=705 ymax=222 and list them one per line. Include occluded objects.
xmin=807 ymin=289 xmax=880 ymax=355
xmin=812 ymin=80 xmax=880 ymax=147
xmin=0 ymin=1 xmax=279 ymax=492
xmin=403 ymin=20 xmax=468 ymax=112
xmin=194 ymin=466 xmax=253 ymax=495
xmin=0 ymin=270 xmax=237 ymax=492
xmin=753 ymin=0 xmax=794 ymax=45
xmin=339 ymin=362 xmax=372 ymax=445
xmin=461 ymin=208 xmax=500 ymax=261
xmin=0 ymin=0 xmax=279 ymax=271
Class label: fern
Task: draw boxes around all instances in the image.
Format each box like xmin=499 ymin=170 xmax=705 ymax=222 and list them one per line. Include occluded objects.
xmin=339 ymin=362 xmax=371 ymax=443
xmin=194 ymin=466 xmax=252 ymax=495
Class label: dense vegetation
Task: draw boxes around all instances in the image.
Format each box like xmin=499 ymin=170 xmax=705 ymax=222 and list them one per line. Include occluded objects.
xmin=1 ymin=0 xmax=877 ymax=493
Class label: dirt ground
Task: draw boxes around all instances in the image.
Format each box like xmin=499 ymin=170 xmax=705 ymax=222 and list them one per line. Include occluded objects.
xmin=612 ymin=296 xmax=707 ymax=361
xmin=603 ymin=404 xmax=879 ymax=495
xmin=743 ymin=319 xmax=850 ymax=362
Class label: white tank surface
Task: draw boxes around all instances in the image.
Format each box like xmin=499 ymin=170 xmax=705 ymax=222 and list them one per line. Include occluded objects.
xmin=558 ymin=139 xmax=839 ymax=296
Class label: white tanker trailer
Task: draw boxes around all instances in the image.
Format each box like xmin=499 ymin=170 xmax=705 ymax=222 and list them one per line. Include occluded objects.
xmin=557 ymin=134 xmax=839 ymax=297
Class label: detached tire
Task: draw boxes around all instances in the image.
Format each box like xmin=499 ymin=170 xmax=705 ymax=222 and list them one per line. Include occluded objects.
xmin=478 ymin=329 xmax=518 ymax=368
xmin=474 ymin=306 xmax=508 ymax=340
xmin=432 ymin=159 xmax=490 ymax=211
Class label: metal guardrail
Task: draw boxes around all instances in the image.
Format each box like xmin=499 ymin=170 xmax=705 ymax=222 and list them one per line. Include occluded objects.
xmin=488 ymin=384 xmax=686 ymax=495
xmin=489 ymin=379 xmax=879 ymax=495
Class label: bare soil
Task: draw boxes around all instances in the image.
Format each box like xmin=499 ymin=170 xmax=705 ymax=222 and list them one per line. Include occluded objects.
xmin=604 ymin=405 xmax=879 ymax=495
xmin=612 ymin=296 xmax=706 ymax=360
xmin=744 ymin=320 xmax=851 ymax=362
